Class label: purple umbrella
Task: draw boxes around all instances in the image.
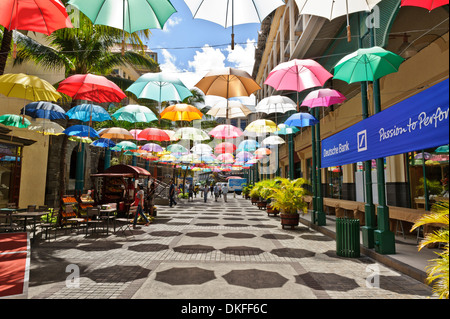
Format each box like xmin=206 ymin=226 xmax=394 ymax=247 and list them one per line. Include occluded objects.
xmin=141 ymin=143 xmax=163 ymax=153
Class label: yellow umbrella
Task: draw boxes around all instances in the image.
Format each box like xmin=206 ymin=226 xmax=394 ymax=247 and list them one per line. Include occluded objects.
xmin=245 ymin=119 xmax=278 ymax=134
xmin=0 ymin=73 xmax=61 ymax=102
xmin=157 ymin=150 xmax=172 ymax=157
xmin=160 ymin=103 xmax=203 ymax=121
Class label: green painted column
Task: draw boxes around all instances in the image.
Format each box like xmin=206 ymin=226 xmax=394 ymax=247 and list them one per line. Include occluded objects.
xmin=311 ymin=121 xmax=317 ymax=224
xmin=104 ymin=148 xmax=111 ymax=170
xmin=315 ymin=108 xmax=326 ymax=226
xmin=75 ymin=143 xmax=85 ymax=193
xmin=288 ymin=134 xmax=295 ymax=179
xmin=132 ymin=155 xmax=137 ymax=166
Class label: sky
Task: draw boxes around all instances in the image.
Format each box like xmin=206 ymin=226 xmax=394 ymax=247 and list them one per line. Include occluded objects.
xmin=142 ymin=0 xmax=262 ymax=92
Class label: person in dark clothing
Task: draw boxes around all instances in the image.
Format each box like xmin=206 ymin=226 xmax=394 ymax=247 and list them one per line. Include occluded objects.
xmin=146 ymin=181 xmax=156 ymax=216
xmin=169 ymin=179 xmax=177 ymax=207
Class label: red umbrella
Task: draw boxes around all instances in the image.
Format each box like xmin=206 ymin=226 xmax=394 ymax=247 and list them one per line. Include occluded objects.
xmin=215 ymin=142 xmax=237 ymax=154
xmin=138 ymin=128 xmax=171 ymax=142
xmin=57 ymin=74 xmax=126 ymax=103
xmin=400 ymin=0 xmax=449 ymax=10
xmin=0 ymin=0 xmax=73 ymax=35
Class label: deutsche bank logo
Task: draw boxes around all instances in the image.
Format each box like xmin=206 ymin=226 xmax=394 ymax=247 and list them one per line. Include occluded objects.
xmin=357 ymin=130 xmax=368 ymax=152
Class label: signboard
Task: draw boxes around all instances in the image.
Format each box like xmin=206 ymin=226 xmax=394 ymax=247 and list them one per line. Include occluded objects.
xmin=321 ymin=79 xmax=449 ymax=168
xmin=228 ymin=178 xmax=247 ymax=192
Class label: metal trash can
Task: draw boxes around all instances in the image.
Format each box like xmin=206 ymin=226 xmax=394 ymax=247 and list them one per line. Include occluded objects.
xmin=336 ymin=218 xmax=360 ymax=258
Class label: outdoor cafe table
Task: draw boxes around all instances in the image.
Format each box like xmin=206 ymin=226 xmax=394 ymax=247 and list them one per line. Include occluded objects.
xmin=14 ymin=211 xmax=49 ymax=243
xmin=99 ymin=207 xmax=117 ymax=235
xmin=0 ymin=208 xmax=26 ymax=232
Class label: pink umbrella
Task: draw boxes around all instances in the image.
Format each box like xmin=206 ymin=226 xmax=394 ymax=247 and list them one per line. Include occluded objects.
xmin=301 ymin=88 xmax=346 ymax=108
xmin=264 ymin=59 xmax=333 ymax=93
xmin=129 ymin=129 xmax=146 ymax=141
xmin=209 ymin=124 xmax=243 ymax=139
xmin=217 ymin=153 xmax=235 ymax=164
xmin=215 ymin=142 xmax=237 ymax=154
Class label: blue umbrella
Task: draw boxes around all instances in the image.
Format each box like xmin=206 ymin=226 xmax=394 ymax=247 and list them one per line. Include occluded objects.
xmin=66 ymin=104 xmax=112 ymax=122
xmin=92 ymin=138 xmax=116 ymax=148
xmin=285 ymin=112 xmax=319 ymax=127
xmin=20 ymin=101 xmax=66 ymax=120
xmin=63 ymin=125 xmax=100 ymax=138
xmin=237 ymin=140 xmax=259 ymax=152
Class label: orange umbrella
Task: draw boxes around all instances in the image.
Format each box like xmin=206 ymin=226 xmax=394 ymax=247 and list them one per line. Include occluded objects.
xmin=160 ymin=103 xmax=203 ymax=121
xmin=99 ymin=127 xmax=134 ymax=140
xmin=254 ymin=148 xmax=271 ymax=156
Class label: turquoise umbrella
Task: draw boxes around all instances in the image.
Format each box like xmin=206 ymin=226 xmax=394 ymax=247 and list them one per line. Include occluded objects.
xmin=0 ymin=114 xmax=31 ymax=128
xmin=112 ymin=104 xmax=158 ymax=123
xmin=113 ymin=141 xmax=138 ymax=151
xmin=167 ymin=144 xmax=189 ymax=154
xmin=274 ymin=124 xmax=300 ymax=135
xmin=66 ymin=104 xmax=112 ymax=122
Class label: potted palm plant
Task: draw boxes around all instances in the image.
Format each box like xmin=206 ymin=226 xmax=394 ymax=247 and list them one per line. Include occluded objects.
xmin=250 ymin=182 xmax=263 ymax=205
xmin=268 ymin=178 xmax=309 ymax=229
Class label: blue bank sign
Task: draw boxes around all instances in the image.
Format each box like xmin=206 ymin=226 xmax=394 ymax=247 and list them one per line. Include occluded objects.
xmin=321 ymin=79 xmax=449 ymax=168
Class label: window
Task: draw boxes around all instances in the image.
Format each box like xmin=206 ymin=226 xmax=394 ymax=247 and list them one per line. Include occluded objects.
xmin=0 ymin=144 xmax=22 ymax=207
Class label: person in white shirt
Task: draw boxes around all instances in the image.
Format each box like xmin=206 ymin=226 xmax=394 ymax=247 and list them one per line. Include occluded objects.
xmin=222 ymin=184 xmax=229 ymax=202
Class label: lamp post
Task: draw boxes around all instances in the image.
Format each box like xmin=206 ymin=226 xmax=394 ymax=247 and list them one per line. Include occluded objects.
xmin=314 ymin=107 xmax=325 ymax=225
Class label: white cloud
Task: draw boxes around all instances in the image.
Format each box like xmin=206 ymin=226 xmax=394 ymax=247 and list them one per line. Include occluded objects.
xmin=162 ymin=16 xmax=182 ymax=32
xmin=226 ymin=39 xmax=256 ymax=74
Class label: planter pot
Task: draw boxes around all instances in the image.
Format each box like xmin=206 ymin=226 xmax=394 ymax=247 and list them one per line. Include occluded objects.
xmin=257 ymin=200 xmax=267 ymax=210
xmin=267 ymin=205 xmax=279 ymax=216
xmin=251 ymin=197 xmax=258 ymax=205
xmin=280 ymin=212 xmax=299 ymax=229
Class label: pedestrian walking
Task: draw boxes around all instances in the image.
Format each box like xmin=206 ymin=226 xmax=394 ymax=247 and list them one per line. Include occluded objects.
xmin=133 ymin=184 xmax=150 ymax=229
xmin=214 ymin=184 xmax=220 ymax=202
xmin=210 ymin=185 xmax=214 ymax=196
xmin=188 ymin=183 xmax=194 ymax=202
xmin=169 ymin=179 xmax=177 ymax=207
xmin=204 ymin=184 xmax=209 ymax=203
xmin=147 ymin=181 xmax=156 ymax=216
xmin=222 ymin=184 xmax=229 ymax=202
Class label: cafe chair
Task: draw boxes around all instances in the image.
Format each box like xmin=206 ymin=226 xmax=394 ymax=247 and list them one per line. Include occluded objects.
xmin=84 ymin=207 xmax=105 ymax=235
xmin=40 ymin=209 xmax=59 ymax=241
xmin=61 ymin=205 xmax=84 ymax=234
xmin=115 ymin=208 xmax=134 ymax=237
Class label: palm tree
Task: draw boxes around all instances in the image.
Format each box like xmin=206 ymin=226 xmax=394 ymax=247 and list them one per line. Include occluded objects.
xmin=0 ymin=28 xmax=13 ymax=75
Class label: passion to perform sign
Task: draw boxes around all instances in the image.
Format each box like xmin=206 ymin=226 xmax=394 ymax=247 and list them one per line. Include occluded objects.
xmin=321 ymin=79 xmax=449 ymax=168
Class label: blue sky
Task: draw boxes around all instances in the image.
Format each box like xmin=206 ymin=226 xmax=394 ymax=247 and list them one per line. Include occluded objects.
xmin=142 ymin=0 xmax=262 ymax=89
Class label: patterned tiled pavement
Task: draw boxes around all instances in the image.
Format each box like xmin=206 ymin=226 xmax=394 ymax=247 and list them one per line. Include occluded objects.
xmin=27 ymin=195 xmax=434 ymax=300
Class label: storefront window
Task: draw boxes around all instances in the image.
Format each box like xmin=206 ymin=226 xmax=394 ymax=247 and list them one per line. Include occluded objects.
xmin=326 ymin=166 xmax=343 ymax=199
xmin=408 ymin=145 xmax=449 ymax=210
xmin=0 ymin=144 xmax=22 ymax=208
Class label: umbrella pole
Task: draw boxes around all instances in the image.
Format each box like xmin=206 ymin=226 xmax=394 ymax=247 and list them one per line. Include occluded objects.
xmin=231 ymin=0 xmax=235 ymax=50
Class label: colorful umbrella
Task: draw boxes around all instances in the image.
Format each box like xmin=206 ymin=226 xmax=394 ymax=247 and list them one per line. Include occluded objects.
xmin=274 ymin=124 xmax=300 ymax=135
xmin=265 ymin=59 xmax=332 ymax=93
xmin=294 ymin=0 xmax=382 ymax=42
xmin=160 ymin=104 xmax=203 ymax=122
xmin=66 ymin=104 xmax=112 ymax=122
xmin=245 ymin=119 xmax=278 ymax=134
xmin=0 ymin=114 xmax=30 ymax=128
xmin=400 ymin=0 xmax=449 ymax=11
xmin=173 ymin=127 xmax=210 ymax=141
xmin=179 ymin=154 xmax=200 ymax=163
xmin=184 ymin=0 xmax=285 ymax=49
xmin=285 ymin=112 xmax=319 ymax=127
xmin=255 ymin=95 xmax=297 ymax=114
xmin=207 ymin=100 xmax=253 ymax=119
xmin=20 ymin=101 xmax=66 ymax=120
xmin=0 ymin=73 xmax=61 ymax=102
xmin=164 ymin=129 xmax=177 ymax=141
xmin=217 ymin=153 xmax=235 ymax=164
xmin=209 ymin=124 xmax=243 ymax=139
xmin=0 ymin=0 xmax=73 ymax=35
xmin=159 ymin=154 xmax=177 ymax=162
xmin=333 ymin=47 xmax=404 ymax=84
xmin=112 ymin=104 xmax=158 ymax=123
xmin=27 ymin=118 xmax=64 ymax=135
xmin=138 ymin=128 xmax=171 ymax=141
xmin=301 ymin=88 xmax=346 ymax=108
xmin=215 ymin=142 xmax=237 ymax=154
xmin=92 ymin=138 xmax=116 ymax=148
xmin=113 ymin=141 xmax=138 ymax=151
xmin=237 ymin=140 xmax=259 ymax=152
xmin=434 ymin=145 xmax=449 ymax=154
xmin=67 ymin=0 xmax=176 ymax=34
xmin=69 ymin=136 xmax=93 ymax=144
xmin=167 ymin=144 xmax=189 ymax=154
xmin=57 ymin=73 xmax=126 ymax=103
xmin=129 ymin=129 xmax=146 ymax=141
xmin=100 ymin=127 xmax=134 ymax=140
xmin=141 ymin=143 xmax=164 ymax=153
xmin=236 ymin=151 xmax=254 ymax=161
xmin=63 ymin=125 xmax=99 ymax=138
xmin=254 ymin=148 xmax=271 ymax=156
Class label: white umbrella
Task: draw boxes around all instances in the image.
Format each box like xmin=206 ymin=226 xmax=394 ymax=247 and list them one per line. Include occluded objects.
xmin=173 ymin=127 xmax=210 ymax=141
xmin=184 ymin=0 xmax=285 ymax=49
xmin=255 ymin=95 xmax=297 ymax=114
xmin=28 ymin=118 xmax=64 ymax=135
xmin=207 ymin=100 xmax=253 ymax=119
xmin=191 ymin=144 xmax=213 ymax=155
xmin=262 ymin=135 xmax=286 ymax=146
xmin=294 ymin=0 xmax=382 ymax=41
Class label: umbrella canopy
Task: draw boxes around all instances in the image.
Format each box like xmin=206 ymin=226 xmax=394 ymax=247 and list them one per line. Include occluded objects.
xmin=167 ymin=144 xmax=189 ymax=154
xmin=207 ymin=100 xmax=252 ymax=118
xmin=262 ymin=135 xmax=285 ymax=146
xmin=255 ymin=148 xmax=271 ymax=156
xmin=0 ymin=0 xmax=73 ymax=35
xmin=178 ymin=154 xmax=200 ymax=163
xmin=112 ymin=104 xmax=158 ymax=123
xmin=100 ymin=127 xmax=134 ymax=140
xmin=138 ymin=128 xmax=171 ymax=141
xmin=68 ymin=0 xmax=176 ymax=34
xmin=92 ymin=138 xmax=116 ymax=148
xmin=236 ymin=151 xmax=254 ymax=161
xmin=159 ymin=154 xmax=177 ymax=162
xmin=191 ymin=144 xmax=213 ymax=155
xmin=301 ymin=88 xmax=346 ymax=108
xmin=333 ymin=47 xmax=404 ymax=84
xmin=274 ymin=124 xmax=300 ymax=135
xmin=217 ymin=153 xmax=235 ymax=164
xmin=173 ymin=127 xmax=210 ymax=141
xmin=27 ymin=118 xmax=65 ymax=135
xmin=184 ymin=0 xmax=285 ymax=48
xmin=0 ymin=114 xmax=30 ymax=128
xmin=20 ymin=101 xmax=66 ymax=120
xmin=264 ymin=59 xmax=332 ymax=93
xmin=129 ymin=129 xmax=146 ymax=141
xmin=294 ymin=0 xmax=381 ymax=41
xmin=434 ymin=145 xmax=449 ymax=154
xmin=161 ymin=104 xmax=203 ymax=121
xmin=255 ymin=95 xmax=297 ymax=114
xmin=237 ymin=140 xmax=259 ymax=152
xmin=245 ymin=119 xmax=278 ymax=134
xmin=63 ymin=124 xmax=100 ymax=138
xmin=68 ymin=136 xmax=93 ymax=144
xmin=285 ymin=112 xmax=319 ymax=127
xmin=66 ymin=104 xmax=112 ymax=122
xmin=163 ymin=129 xmax=177 ymax=141
xmin=400 ymin=0 xmax=448 ymax=11
xmin=57 ymin=73 xmax=126 ymax=103
xmin=209 ymin=124 xmax=243 ymax=139
xmin=215 ymin=142 xmax=237 ymax=154
xmin=198 ymin=154 xmax=216 ymax=164
xmin=126 ymin=72 xmax=193 ymax=104
xmin=114 ymin=141 xmax=138 ymax=151
xmin=141 ymin=143 xmax=164 ymax=153
xmin=0 ymin=73 xmax=61 ymax=102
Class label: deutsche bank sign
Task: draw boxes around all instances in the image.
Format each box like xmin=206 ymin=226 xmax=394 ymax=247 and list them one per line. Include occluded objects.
xmin=321 ymin=79 xmax=449 ymax=168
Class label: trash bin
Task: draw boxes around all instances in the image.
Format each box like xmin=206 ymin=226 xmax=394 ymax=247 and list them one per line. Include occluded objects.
xmin=336 ymin=218 xmax=360 ymax=258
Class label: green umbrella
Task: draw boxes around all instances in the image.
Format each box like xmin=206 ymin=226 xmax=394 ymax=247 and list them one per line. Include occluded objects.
xmin=434 ymin=145 xmax=449 ymax=154
xmin=167 ymin=144 xmax=189 ymax=153
xmin=113 ymin=141 xmax=138 ymax=151
xmin=333 ymin=46 xmax=404 ymax=84
xmin=0 ymin=114 xmax=31 ymax=128
xmin=112 ymin=104 xmax=158 ymax=123
xmin=273 ymin=124 xmax=299 ymax=135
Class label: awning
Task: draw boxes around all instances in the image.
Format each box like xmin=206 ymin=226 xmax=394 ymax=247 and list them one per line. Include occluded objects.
xmin=104 ymin=164 xmax=151 ymax=178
